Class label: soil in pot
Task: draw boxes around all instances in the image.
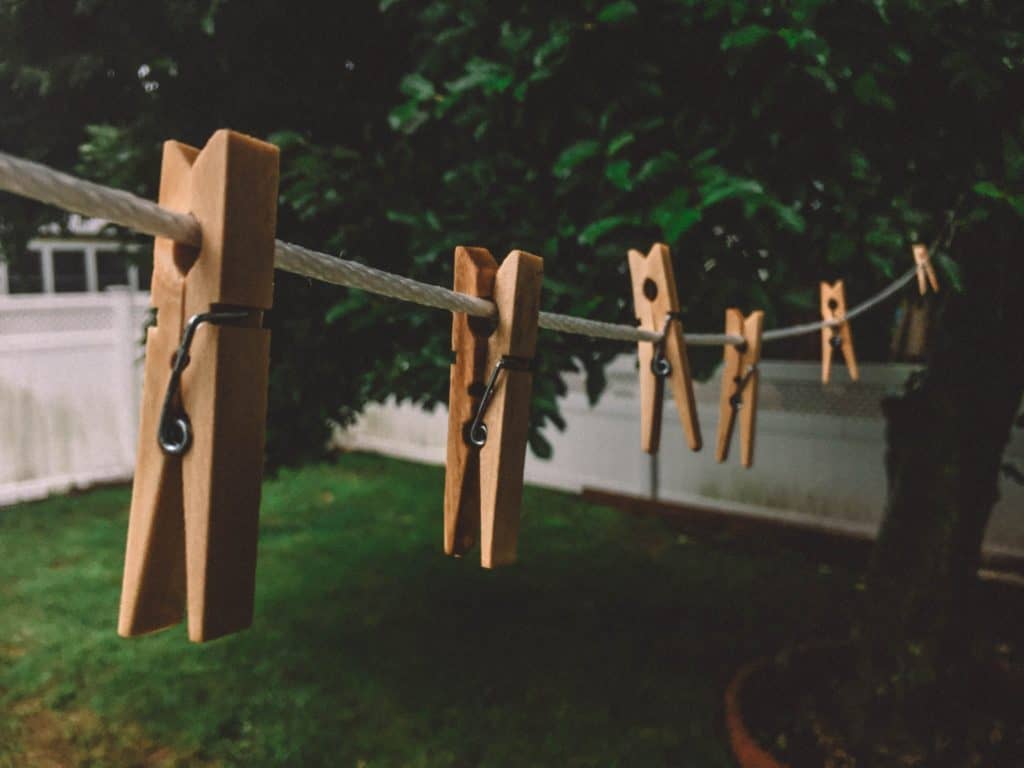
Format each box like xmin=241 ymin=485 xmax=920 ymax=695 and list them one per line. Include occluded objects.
xmin=735 ymin=643 xmax=1024 ymax=768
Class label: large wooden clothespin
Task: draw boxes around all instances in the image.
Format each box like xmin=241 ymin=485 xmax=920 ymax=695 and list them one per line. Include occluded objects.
xmin=444 ymin=247 xmax=543 ymax=568
xmin=820 ymin=280 xmax=859 ymax=384
xmin=627 ymin=243 xmax=701 ymax=453
xmin=912 ymin=243 xmax=940 ymax=295
xmin=119 ymin=130 xmax=279 ymax=642
xmin=715 ymin=310 xmax=764 ymax=468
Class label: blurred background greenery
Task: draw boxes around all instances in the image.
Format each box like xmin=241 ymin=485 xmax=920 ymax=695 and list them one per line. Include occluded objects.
xmin=1 ymin=0 xmax=1021 ymax=468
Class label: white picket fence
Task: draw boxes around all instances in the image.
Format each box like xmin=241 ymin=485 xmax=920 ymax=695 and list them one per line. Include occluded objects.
xmin=0 ymin=288 xmax=146 ymax=505
xmin=337 ymin=355 xmax=1024 ymax=555
xmin=2 ymin=293 xmax=1021 ymax=558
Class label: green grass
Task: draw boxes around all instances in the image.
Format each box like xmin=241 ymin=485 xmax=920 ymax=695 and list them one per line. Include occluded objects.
xmin=0 ymin=453 xmax=858 ymax=767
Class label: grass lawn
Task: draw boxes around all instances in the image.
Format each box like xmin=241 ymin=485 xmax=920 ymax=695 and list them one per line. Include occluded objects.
xmin=0 ymin=453 xmax=861 ymax=767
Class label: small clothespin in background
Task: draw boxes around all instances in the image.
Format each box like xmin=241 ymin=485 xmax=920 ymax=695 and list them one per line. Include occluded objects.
xmin=627 ymin=243 xmax=701 ymax=454
xmin=912 ymin=243 xmax=940 ymax=295
xmin=820 ymin=280 xmax=859 ymax=384
xmin=444 ymin=247 xmax=543 ymax=568
xmin=716 ymin=310 xmax=764 ymax=469
xmin=119 ymin=130 xmax=279 ymax=642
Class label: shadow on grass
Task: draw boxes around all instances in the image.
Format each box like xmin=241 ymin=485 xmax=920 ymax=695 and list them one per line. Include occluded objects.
xmin=0 ymin=453 xmax=858 ymax=767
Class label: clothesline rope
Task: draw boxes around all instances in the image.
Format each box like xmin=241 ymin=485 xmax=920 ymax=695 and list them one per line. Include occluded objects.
xmin=1 ymin=149 xmax=921 ymax=347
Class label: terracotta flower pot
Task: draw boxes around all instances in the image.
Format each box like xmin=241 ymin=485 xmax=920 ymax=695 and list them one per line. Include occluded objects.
xmin=724 ymin=659 xmax=787 ymax=768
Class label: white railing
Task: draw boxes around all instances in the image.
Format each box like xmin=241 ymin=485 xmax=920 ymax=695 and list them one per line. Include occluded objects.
xmin=0 ymin=288 xmax=147 ymax=506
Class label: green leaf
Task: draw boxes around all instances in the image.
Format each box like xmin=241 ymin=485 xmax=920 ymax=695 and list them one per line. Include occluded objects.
xmin=698 ymin=175 xmax=764 ymax=207
xmin=782 ymin=289 xmax=816 ymax=309
xmin=499 ymin=22 xmax=532 ymax=54
xmin=934 ymin=252 xmax=963 ymax=291
xmin=866 ymin=251 xmax=894 ymax=278
xmin=385 ymin=210 xmax=418 ymax=226
xmin=605 ymin=159 xmax=632 ymax=190
xmin=399 ymin=73 xmax=435 ymax=101
xmin=607 ymin=131 xmax=635 ymax=156
xmin=553 ymin=140 xmax=601 ymax=178
xmin=688 ymin=148 xmax=718 ymax=167
xmin=772 ymin=203 xmax=806 ymax=233
xmin=584 ymin=365 xmax=607 ymax=405
xmin=528 ymin=430 xmax=553 ymax=459
xmin=200 ymin=0 xmax=223 ymax=36
xmin=267 ymin=130 xmax=306 ymax=150
xmin=387 ymin=101 xmax=428 ymax=134
xmin=636 ymin=151 xmax=681 ymax=183
xmin=852 ymin=72 xmax=895 ymax=110
xmin=651 ymin=190 xmax=702 ymax=241
xmin=577 ymin=215 xmax=633 ymax=245
xmin=533 ymin=31 xmax=570 ymax=67
xmin=778 ymin=27 xmax=819 ymax=51
xmin=849 ymin=149 xmax=872 ymax=181
xmin=973 ymin=181 xmax=1024 ymax=214
xmin=445 ymin=58 xmax=513 ymax=95
xmin=805 ymin=65 xmax=837 ymax=92
xmin=597 ymin=1 xmax=638 ymax=23
xmin=721 ymin=24 xmax=773 ymax=51
xmin=826 ymin=234 xmax=857 ymax=264
xmin=1004 ymin=133 xmax=1024 ymax=182
xmin=973 ymin=181 xmax=1005 ymax=200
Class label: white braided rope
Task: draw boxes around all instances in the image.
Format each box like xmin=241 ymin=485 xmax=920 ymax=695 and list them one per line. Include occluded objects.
xmin=0 ymin=148 xmax=918 ymax=348
xmin=274 ymin=239 xmax=495 ymax=317
xmin=762 ymin=266 xmax=919 ymax=341
xmin=0 ymin=151 xmax=202 ymax=247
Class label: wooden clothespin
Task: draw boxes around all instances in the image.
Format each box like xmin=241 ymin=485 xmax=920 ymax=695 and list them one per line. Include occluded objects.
xmin=118 ymin=130 xmax=279 ymax=642
xmin=715 ymin=310 xmax=764 ymax=468
xmin=912 ymin=243 xmax=939 ymax=295
xmin=444 ymin=247 xmax=543 ymax=568
xmin=627 ymin=243 xmax=701 ymax=453
xmin=820 ymin=280 xmax=859 ymax=384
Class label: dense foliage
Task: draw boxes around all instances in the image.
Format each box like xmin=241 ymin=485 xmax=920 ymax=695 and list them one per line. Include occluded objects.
xmin=2 ymin=0 xmax=1021 ymax=468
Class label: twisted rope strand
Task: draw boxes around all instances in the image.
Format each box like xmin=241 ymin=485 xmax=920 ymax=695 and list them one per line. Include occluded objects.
xmin=0 ymin=151 xmax=202 ymax=246
xmin=0 ymin=148 xmax=924 ymax=348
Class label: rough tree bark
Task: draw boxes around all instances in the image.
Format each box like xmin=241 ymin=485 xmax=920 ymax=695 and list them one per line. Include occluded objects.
xmin=843 ymin=210 xmax=1024 ymax=762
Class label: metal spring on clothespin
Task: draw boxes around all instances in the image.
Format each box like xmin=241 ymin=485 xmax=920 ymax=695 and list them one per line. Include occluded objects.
xmin=157 ymin=310 xmax=251 ymax=455
xmin=715 ymin=310 xmax=763 ymax=468
xmin=727 ymin=340 xmax=754 ymax=410
xmin=650 ymin=312 xmax=681 ymax=379
xmin=467 ymin=355 xmax=535 ymax=447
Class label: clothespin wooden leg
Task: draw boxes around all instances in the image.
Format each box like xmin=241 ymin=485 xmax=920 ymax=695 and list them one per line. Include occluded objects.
xmin=119 ymin=130 xmax=279 ymax=643
xmin=477 ymin=251 xmax=543 ymax=568
xmin=627 ymin=243 xmax=701 ymax=453
xmin=912 ymin=243 xmax=940 ymax=295
xmin=820 ymin=280 xmax=859 ymax=384
xmin=444 ymin=246 xmax=498 ymax=556
xmin=715 ymin=309 xmax=764 ymax=468
xmin=180 ymin=131 xmax=278 ymax=642
xmin=118 ymin=141 xmax=196 ymax=637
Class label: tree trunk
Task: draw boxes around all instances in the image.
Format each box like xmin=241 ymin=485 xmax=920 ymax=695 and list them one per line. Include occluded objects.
xmin=840 ymin=211 xmax=1024 ymax=762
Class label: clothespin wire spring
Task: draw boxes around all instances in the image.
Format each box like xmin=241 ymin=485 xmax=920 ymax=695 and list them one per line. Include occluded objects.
xmin=157 ymin=310 xmax=252 ymax=456
xmin=467 ymin=355 xmax=534 ymax=448
xmin=650 ymin=312 xmax=681 ymax=379
xmin=728 ymin=364 xmax=758 ymax=410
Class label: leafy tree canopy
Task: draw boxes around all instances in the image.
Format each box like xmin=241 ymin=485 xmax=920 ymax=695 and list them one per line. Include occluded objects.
xmin=2 ymin=0 xmax=1021 ymax=467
